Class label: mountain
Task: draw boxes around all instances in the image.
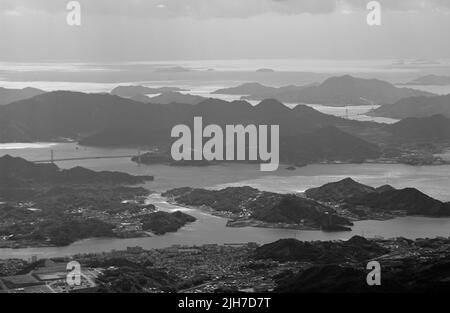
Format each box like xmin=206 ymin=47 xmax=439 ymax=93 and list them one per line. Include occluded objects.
xmin=370 ymin=94 xmax=450 ymax=119
xmin=305 ymin=178 xmax=450 ymax=217
xmin=0 ymin=87 xmax=45 ymax=105
xmin=384 ymin=115 xmax=450 ymax=141
xmin=0 ymin=91 xmax=379 ymax=141
xmin=0 ymin=91 xmax=382 ymax=164
xmin=110 ymin=85 xmax=186 ymax=98
xmin=214 ymin=75 xmax=433 ymax=106
xmin=0 ymin=91 xmax=180 ymax=142
xmin=147 ymin=92 xmax=206 ymax=105
xmin=129 ymin=124 xmax=381 ymax=166
xmin=305 ymin=177 xmax=376 ymax=202
xmin=347 ymin=187 xmax=450 ymax=216
xmin=405 ymin=75 xmax=450 ymax=86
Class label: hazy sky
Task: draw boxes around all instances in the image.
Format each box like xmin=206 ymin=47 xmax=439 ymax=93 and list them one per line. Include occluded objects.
xmin=1 ymin=0 xmax=449 ymax=62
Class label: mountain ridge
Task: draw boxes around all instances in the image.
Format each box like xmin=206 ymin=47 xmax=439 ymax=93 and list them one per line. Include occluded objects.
xmin=213 ymin=75 xmax=433 ymax=106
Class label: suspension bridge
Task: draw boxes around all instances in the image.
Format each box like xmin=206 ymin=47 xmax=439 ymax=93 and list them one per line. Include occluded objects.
xmin=32 ymin=149 xmax=144 ymax=164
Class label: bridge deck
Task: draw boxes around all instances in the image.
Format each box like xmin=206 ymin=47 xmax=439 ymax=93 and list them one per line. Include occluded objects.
xmin=33 ymin=155 xmax=137 ymax=163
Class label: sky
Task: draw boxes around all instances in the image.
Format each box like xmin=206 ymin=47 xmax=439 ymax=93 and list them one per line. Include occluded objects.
xmin=0 ymin=0 xmax=449 ymax=62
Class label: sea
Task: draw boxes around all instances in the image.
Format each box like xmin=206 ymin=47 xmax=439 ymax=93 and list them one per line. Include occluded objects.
xmin=1 ymin=142 xmax=450 ymax=259
xmin=1 ymin=58 xmax=450 ymax=259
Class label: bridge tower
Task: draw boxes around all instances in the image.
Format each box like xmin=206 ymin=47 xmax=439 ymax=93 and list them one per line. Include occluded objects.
xmin=50 ymin=149 xmax=54 ymax=164
xmin=137 ymin=148 xmax=141 ymax=165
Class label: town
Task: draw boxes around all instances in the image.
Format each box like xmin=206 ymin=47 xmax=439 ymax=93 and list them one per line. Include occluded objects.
xmin=2 ymin=235 xmax=450 ymax=293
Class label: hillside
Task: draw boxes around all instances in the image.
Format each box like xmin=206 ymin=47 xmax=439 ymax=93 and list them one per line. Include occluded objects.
xmin=140 ymin=211 xmax=196 ymax=235
xmin=305 ymin=177 xmax=376 ymax=202
xmin=384 ymin=115 xmax=450 ymax=141
xmin=281 ymin=126 xmax=381 ymax=163
xmin=370 ymin=94 xmax=450 ymax=119
xmin=0 ymin=87 xmax=45 ymax=105
xmin=305 ymin=178 xmax=450 ymax=217
xmin=254 ymin=236 xmax=389 ymax=263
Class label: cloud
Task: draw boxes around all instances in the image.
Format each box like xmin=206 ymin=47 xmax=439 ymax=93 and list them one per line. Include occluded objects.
xmin=1 ymin=0 xmax=450 ymax=19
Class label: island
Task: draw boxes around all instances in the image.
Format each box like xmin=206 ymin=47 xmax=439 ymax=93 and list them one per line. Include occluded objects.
xmin=404 ymin=74 xmax=450 ymax=86
xmin=162 ymin=186 xmax=353 ymax=231
xmin=213 ymin=75 xmax=433 ymax=106
xmin=0 ymin=155 xmax=196 ymax=248
xmin=162 ymin=177 xmax=450 ymax=233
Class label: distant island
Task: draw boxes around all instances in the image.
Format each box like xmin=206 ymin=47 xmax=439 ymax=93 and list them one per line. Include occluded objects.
xmin=154 ymin=66 xmax=192 ymax=73
xmin=110 ymin=85 xmax=187 ymax=98
xmin=404 ymin=74 xmax=450 ymax=86
xmin=0 ymin=155 xmax=196 ymax=248
xmin=146 ymin=92 xmax=206 ymax=105
xmin=213 ymin=75 xmax=433 ymax=106
xmin=128 ymin=92 xmax=206 ymax=105
xmin=256 ymin=68 xmax=275 ymax=73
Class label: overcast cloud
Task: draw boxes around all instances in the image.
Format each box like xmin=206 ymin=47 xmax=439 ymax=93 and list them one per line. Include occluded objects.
xmin=0 ymin=0 xmax=449 ymax=62
xmin=1 ymin=0 xmax=450 ymax=19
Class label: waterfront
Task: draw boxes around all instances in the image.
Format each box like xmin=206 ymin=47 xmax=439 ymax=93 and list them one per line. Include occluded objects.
xmin=2 ymin=143 xmax=450 ymax=259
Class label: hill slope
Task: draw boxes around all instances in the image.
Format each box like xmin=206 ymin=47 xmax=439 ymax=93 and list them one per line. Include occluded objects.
xmin=0 ymin=87 xmax=45 ymax=105
xmin=370 ymin=94 xmax=450 ymax=119
xmin=384 ymin=115 xmax=450 ymax=141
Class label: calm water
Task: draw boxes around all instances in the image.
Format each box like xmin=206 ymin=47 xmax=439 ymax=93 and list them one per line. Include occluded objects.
xmin=1 ymin=143 xmax=450 ymax=259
